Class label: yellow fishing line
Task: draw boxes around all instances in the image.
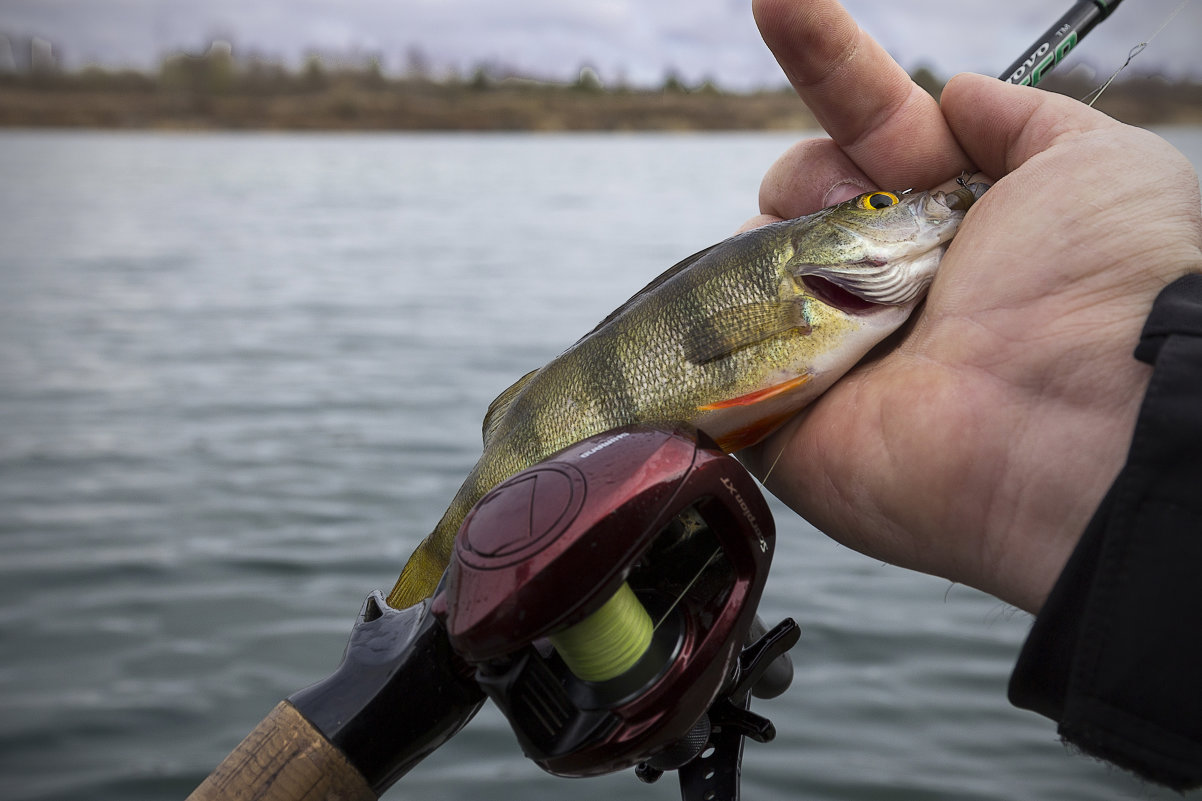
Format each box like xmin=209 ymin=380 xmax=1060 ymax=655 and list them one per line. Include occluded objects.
xmin=549 ymin=582 xmax=653 ymax=682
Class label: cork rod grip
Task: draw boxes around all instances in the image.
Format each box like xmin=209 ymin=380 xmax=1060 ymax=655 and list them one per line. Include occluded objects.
xmin=186 ymin=700 xmax=377 ymax=801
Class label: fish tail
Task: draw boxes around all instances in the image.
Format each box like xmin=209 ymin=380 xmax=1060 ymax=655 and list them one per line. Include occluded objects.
xmin=386 ymin=535 xmax=449 ymax=608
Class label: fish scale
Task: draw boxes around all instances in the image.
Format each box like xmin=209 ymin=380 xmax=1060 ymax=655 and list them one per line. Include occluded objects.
xmin=388 ymin=184 xmax=987 ymax=608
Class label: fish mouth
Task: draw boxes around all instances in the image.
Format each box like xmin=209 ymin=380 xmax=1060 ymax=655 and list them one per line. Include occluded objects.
xmin=802 ymin=274 xmax=884 ymax=314
xmin=800 ymin=241 xmax=947 ymax=310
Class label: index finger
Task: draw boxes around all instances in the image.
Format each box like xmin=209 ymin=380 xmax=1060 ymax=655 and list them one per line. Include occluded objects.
xmin=753 ymin=0 xmax=971 ymax=190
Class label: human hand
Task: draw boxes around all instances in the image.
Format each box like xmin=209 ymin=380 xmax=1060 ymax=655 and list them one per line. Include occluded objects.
xmin=741 ymin=0 xmax=1202 ymax=613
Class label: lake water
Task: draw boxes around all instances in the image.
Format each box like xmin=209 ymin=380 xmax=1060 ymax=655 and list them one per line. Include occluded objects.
xmin=1 ymin=127 xmax=1200 ymax=801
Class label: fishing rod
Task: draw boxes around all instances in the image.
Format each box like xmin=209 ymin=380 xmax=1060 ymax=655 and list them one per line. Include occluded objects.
xmin=999 ymin=0 xmax=1125 ymax=86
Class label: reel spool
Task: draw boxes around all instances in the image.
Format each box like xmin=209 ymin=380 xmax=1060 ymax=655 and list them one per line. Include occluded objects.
xmin=431 ymin=423 xmax=789 ymax=779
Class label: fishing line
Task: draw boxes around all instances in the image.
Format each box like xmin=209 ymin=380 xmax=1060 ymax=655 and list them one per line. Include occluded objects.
xmin=760 ymin=441 xmax=789 ymax=486
xmin=653 ymin=547 xmax=722 ymax=632
xmin=549 ymin=581 xmax=654 ymax=681
xmin=1081 ymin=0 xmax=1191 ymax=106
xmin=549 ymin=544 xmax=722 ymax=682
xmin=1082 ymin=42 xmax=1146 ymax=106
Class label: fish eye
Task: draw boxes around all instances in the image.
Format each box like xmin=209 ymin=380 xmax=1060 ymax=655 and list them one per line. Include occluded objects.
xmin=858 ymin=191 xmax=900 ymax=210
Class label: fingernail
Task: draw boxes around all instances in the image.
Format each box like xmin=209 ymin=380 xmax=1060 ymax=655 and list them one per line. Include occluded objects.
xmin=823 ymin=179 xmax=870 ymax=207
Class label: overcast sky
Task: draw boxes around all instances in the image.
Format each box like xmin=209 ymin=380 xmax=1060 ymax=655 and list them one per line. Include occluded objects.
xmin=1 ymin=0 xmax=1199 ymax=88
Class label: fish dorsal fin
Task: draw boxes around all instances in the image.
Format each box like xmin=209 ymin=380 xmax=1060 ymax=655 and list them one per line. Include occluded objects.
xmin=482 ymin=368 xmax=539 ymax=445
xmin=576 ymin=242 xmax=725 ymax=343
xmin=684 ymin=301 xmax=811 ymax=365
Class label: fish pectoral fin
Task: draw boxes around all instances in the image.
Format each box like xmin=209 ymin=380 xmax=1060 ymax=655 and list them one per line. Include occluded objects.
xmin=684 ymin=301 xmax=810 ymax=365
xmin=699 ymin=373 xmax=812 ymax=411
xmin=482 ymin=368 xmax=539 ymax=445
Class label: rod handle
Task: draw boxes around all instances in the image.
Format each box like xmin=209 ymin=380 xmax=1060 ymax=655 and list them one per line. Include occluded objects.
xmin=186 ymin=700 xmax=376 ymax=801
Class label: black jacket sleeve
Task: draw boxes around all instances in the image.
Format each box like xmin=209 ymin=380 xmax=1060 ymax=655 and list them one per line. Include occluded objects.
xmin=1008 ymin=273 xmax=1202 ymax=791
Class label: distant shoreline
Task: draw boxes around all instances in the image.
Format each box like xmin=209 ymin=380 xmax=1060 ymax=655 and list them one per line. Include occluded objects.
xmin=0 ymin=83 xmax=822 ymax=132
xmin=2 ymin=70 xmax=1200 ymax=132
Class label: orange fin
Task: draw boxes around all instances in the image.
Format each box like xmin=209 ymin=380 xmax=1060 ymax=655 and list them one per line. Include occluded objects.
xmin=699 ymin=374 xmax=811 ymax=411
xmin=712 ymin=407 xmax=799 ymax=452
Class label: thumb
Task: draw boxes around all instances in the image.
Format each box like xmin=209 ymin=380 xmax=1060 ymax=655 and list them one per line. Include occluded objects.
xmin=939 ymin=72 xmax=1122 ymax=178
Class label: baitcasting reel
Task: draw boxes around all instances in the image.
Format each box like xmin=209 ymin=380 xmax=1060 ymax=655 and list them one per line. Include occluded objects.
xmin=275 ymin=424 xmax=799 ymax=801
xmin=437 ymin=423 xmax=799 ymax=792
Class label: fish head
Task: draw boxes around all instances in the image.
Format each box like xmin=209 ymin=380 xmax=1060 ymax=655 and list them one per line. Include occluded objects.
xmin=788 ymin=183 xmax=988 ymax=316
xmin=687 ymin=182 xmax=988 ymax=452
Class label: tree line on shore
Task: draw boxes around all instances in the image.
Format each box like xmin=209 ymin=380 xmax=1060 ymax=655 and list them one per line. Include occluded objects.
xmin=0 ymin=37 xmax=760 ymax=97
xmin=2 ymin=35 xmax=1199 ymax=129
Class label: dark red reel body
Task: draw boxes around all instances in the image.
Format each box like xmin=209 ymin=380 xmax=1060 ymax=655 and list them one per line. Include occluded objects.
xmin=433 ymin=423 xmax=775 ymax=776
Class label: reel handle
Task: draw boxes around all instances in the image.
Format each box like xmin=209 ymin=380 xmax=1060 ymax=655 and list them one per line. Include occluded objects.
xmin=676 ymin=618 xmax=802 ymax=801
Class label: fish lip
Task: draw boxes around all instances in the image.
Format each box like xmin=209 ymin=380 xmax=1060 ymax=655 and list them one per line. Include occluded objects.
xmin=931 ymin=182 xmax=989 ymax=212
